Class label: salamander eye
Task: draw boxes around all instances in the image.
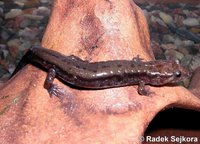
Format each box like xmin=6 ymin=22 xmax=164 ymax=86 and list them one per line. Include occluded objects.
xmin=175 ymin=71 xmax=181 ymax=77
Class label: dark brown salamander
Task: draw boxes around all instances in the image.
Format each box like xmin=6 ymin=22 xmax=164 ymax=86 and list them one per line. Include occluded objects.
xmin=12 ymin=46 xmax=190 ymax=96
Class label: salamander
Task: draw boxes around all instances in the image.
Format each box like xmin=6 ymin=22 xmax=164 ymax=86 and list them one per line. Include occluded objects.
xmin=12 ymin=46 xmax=190 ymax=96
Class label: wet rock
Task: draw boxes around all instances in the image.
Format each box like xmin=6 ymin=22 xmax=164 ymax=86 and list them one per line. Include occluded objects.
xmin=178 ymin=47 xmax=190 ymax=55
xmin=190 ymin=54 xmax=200 ymax=71
xmin=19 ymin=27 xmax=39 ymax=40
xmin=14 ymin=1 xmax=24 ymax=8
xmin=40 ymin=0 xmax=49 ymax=4
xmin=159 ymin=12 xmax=173 ymax=25
xmin=20 ymin=18 xmax=32 ymax=28
xmin=162 ymin=34 xmax=175 ymax=43
xmin=7 ymin=39 xmax=21 ymax=49
xmin=5 ymin=9 xmax=23 ymax=19
xmin=183 ymin=18 xmax=199 ymax=27
xmin=161 ymin=43 xmax=177 ymax=50
xmin=1 ymin=30 xmax=10 ymax=41
xmin=0 ymin=7 xmax=3 ymax=17
xmin=33 ymin=6 xmax=50 ymax=17
xmin=181 ymin=54 xmax=192 ymax=67
xmin=0 ymin=1 xmax=4 ymax=6
xmin=24 ymin=14 xmax=43 ymax=20
xmin=165 ymin=49 xmax=184 ymax=60
xmin=19 ymin=40 xmax=32 ymax=51
xmin=174 ymin=14 xmax=184 ymax=27
xmin=190 ymin=27 xmax=200 ymax=34
xmin=182 ymin=40 xmax=195 ymax=47
xmin=7 ymin=39 xmax=21 ymax=58
xmin=151 ymin=15 xmax=169 ymax=33
xmin=151 ymin=41 xmax=164 ymax=59
xmin=24 ymin=0 xmax=40 ymax=8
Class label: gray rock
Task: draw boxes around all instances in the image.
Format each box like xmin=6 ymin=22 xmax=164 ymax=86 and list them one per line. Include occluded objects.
xmin=162 ymin=34 xmax=175 ymax=43
xmin=5 ymin=9 xmax=23 ymax=19
xmin=159 ymin=12 xmax=173 ymax=25
xmin=190 ymin=54 xmax=200 ymax=71
xmin=161 ymin=44 xmax=177 ymax=50
xmin=165 ymin=49 xmax=184 ymax=60
xmin=7 ymin=39 xmax=21 ymax=48
xmin=1 ymin=31 xmax=10 ymax=41
xmin=183 ymin=18 xmax=199 ymax=27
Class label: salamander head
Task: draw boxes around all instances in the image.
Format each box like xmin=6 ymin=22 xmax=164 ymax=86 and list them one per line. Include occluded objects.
xmin=148 ymin=60 xmax=191 ymax=85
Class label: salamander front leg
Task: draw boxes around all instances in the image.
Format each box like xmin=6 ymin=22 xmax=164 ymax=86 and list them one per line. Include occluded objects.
xmin=44 ymin=68 xmax=64 ymax=97
xmin=138 ymin=81 xmax=149 ymax=96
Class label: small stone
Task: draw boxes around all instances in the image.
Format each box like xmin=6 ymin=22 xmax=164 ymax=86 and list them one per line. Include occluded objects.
xmin=0 ymin=1 xmax=4 ymax=6
xmin=151 ymin=41 xmax=164 ymax=59
xmin=0 ymin=48 xmax=9 ymax=60
xmin=161 ymin=44 xmax=177 ymax=50
xmin=178 ymin=47 xmax=190 ymax=55
xmin=165 ymin=49 xmax=184 ymax=60
xmin=24 ymin=14 xmax=44 ymax=20
xmin=33 ymin=6 xmax=50 ymax=16
xmin=181 ymin=54 xmax=192 ymax=67
xmin=182 ymin=10 xmax=190 ymax=16
xmin=40 ymin=0 xmax=49 ymax=4
xmin=182 ymin=40 xmax=194 ymax=47
xmin=0 ymin=67 xmax=7 ymax=78
xmin=7 ymin=39 xmax=21 ymax=58
xmin=194 ymin=44 xmax=200 ymax=52
xmin=174 ymin=37 xmax=183 ymax=46
xmin=24 ymin=0 xmax=40 ymax=8
xmin=19 ymin=27 xmax=39 ymax=40
xmin=20 ymin=18 xmax=32 ymax=28
xmin=1 ymin=31 xmax=10 ymax=41
xmin=174 ymin=14 xmax=184 ymax=27
xmin=151 ymin=15 xmax=167 ymax=27
xmin=0 ymin=44 xmax=6 ymax=50
xmin=14 ymin=1 xmax=25 ymax=8
xmin=5 ymin=9 xmax=23 ymax=19
xmin=190 ymin=27 xmax=200 ymax=34
xmin=159 ymin=12 xmax=173 ymax=24
xmin=190 ymin=54 xmax=200 ymax=71
xmin=162 ymin=34 xmax=175 ymax=43
xmin=183 ymin=18 xmax=199 ymax=27
xmin=19 ymin=40 xmax=32 ymax=51
xmin=0 ymin=7 xmax=3 ymax=17
xmin=7 ymin=39 xmax=21 ymax=49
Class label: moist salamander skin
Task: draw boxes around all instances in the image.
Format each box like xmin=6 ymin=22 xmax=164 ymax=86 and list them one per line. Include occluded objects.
xmin=12 ymin=46 xmax=190 ymax=96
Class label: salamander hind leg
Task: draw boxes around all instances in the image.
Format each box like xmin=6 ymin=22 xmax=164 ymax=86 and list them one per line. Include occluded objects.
xmin=138 ymin=81 xmax=153 ymax=96
xmin=44 ymin=68 xmax=65 ymax=98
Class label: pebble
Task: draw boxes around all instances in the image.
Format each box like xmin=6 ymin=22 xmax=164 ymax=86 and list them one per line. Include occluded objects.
xmin=19 ymin=27 xmax=39 ymax=40
xmin=40 ymin=0 xmax=49 ymax=4
xmin=1 ymin=31 xmax=10 ymax=41
xmin=0 ymin=1 xmax=4 ymax=5
xmin=7 ymin=39 xmax=21 ymax=49
xmin=183 ymin=18 xmax=199 ymax=27
xmin=33 ymin=6 xmax=50 ymax=16
xmin=162 ymin=34 xmax=175 ymax=43
xmin=165 ymin=49 xmax=184 ymax=60
xmin=5 ymin=9 xmax=23 ymax=19
xmin=174 ymin=14 xmax=184 ymax=27
xmin=161 ymin=44 xmax=177 ymax=50
xmin=14 ymin=1 xmax=25 ymax=8
xmin=159 ymin=12 xmax=173 ymax=25
xmin=24 ymin=14 xmax=44 ymax=20
xmin=190 ymin=54 xmax=200 ymax=71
